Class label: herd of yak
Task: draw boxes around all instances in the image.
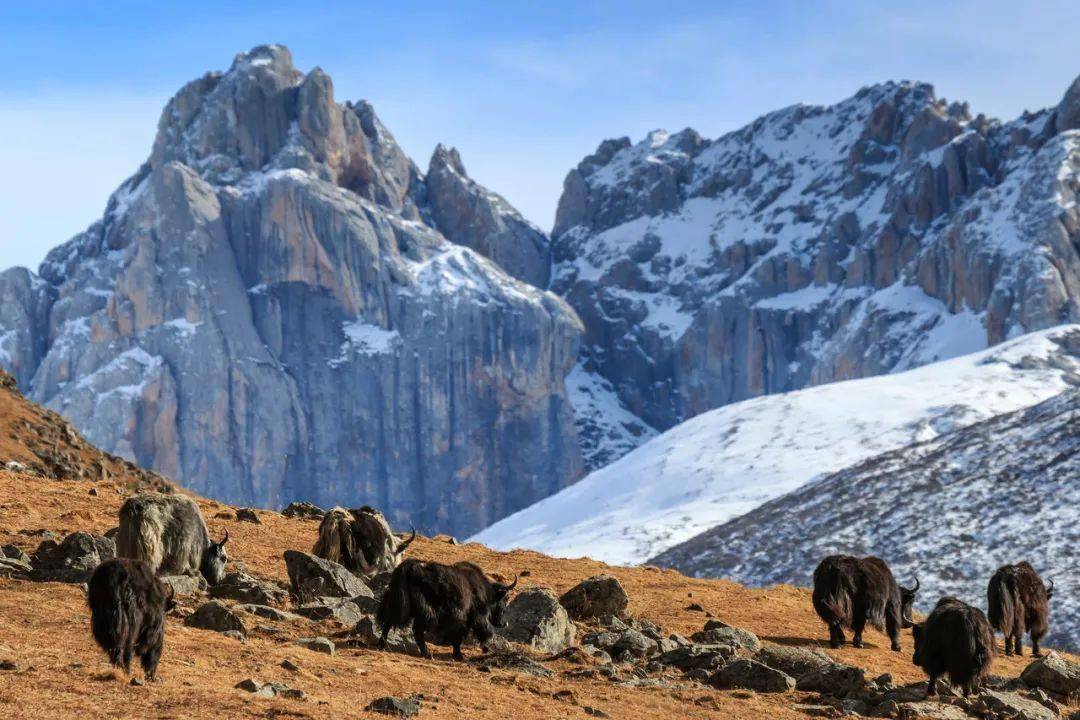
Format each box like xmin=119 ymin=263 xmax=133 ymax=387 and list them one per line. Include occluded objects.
xmin=83 ymin=493 xmax=1055 ymax=699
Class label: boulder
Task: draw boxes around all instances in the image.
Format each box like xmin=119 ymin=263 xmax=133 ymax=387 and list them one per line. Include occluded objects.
xmin=294 ymin=597 xmax=364 ymax=625
xmin=795 ymin=663 xmax=866 ymax=697
xmin=972 ymin=690 xmax=1057 ymax=720
xmin=294 ymin=637 xmax=335 ymax=655
xmin=284 ymin=550 xmax=372 ymax=600
xmin=712 ymin=659 xmax=795 ymax=693
xmin=184 ymin=600 xmax=247 ymax=637
xmin=1 ymin=544 xmax=30 ymax=563
xmin=160 ymin=574 xmax=207 ymax=596
xmin=612 ymin=629 xmax=656 ymax=658
xmin=235 ymin=508 xmax=261 ymax=523
xmin=30 ymin=532 xmax=114 ymax=583
xmin=235 ymin=604 xmax=304 ymax=622
xmin=896 ymin=700 xmax=971 ymax=720
xmin=691 ymin=624 xmax=760 ymax=652
xmin=657 ymin=644 xmax=734 ymax=671
xmin=559 ymin=575 xmax=629 ymax=620
xmin=366 ymin=695 xmax=421 ymax=717
xmin=753 ymin=645 xmax=834 ymax=678
xmin=472 ymin=649 xmax=553 ymax=677
xmin=1021 ymin=652 xmax=1080 ymax=696
xmin=281 ymin=501 xmax=325 ymax=520
xmin=0 ymin=556 xmax=31 ymax=578
xmin=209 ymin=571 xmax=287 ymax=605
xmin=498 ymin=587 xmax=575 ymax=654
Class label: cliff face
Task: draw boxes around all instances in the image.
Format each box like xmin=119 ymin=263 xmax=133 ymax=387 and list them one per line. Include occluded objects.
xmin=553 ymin=80 xmax=1080 ymax=441
xmin=0 ymin=45 xmax=582 ymax=536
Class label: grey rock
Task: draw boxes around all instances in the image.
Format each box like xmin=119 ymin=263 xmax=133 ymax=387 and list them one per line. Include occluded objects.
xmin=711 ymin=658 xmax=795 ymax=693
xmin=895 ymin=700 xmax=971 ymax=720
xmin=235 ymin=678 xmax=304 ymax=700
xmin=209 ymin=571 xmax=287 ymax=605
xmin=973 ymin=690 xmax=1057 ymax=720
xmin=656 ymin=644 xmax=734 ymax=671
xmin=234 ymin=508 xmax=261 ymax=523
xmin=612 ymin=629 xmax=655 ymax=658
xmin=184 ymin=600 xmax=247 ymax=636
xmin=366 ymin=695 xmax=421 ymax=717
xmin=222 ymin=630 xmax=245 ymax=642
xmin=30 ymin=532 xmax=114 ymax=583
xmin=350 ymin=615 xmax=418 ymax=654
xmin=0 ymin=557 xmax=31 ymax=578
xmin=497 ymin=587 xmax=575 ymax=654
xmin=753 ymin=645 xmax=834 ymax=678
xmin=234 ymin=604 xmax=303 ymax=622
xmin=160 ymin=574 xmax=207 ymax=596
xmin=281 ymin=501 xmax=324 ymax=520
xmin=0 ymin=44 xmax=583 ymax=540
xmin=284 ymin=550 xmax=371 ymax=600
xmin=294 ymin=637 xmax=334 ymax=655
xmin=1057 ymin=74 xmax=1080 ymax=132
xmin=294 ymin=597 xmax=364 ymax=625
xmin=1 ymin=544 xmax=30 ymax=563
xmin=472 ymin=649 xmax=553 ymax=677
xmin=1022 ymin=652 xmax=1080 ymax=695
xmin=559 ymin=575 xmax=629 ymax=620
xmin=795 ymin=663 xmax=866 ymax=697
xmin=690 ymin=625 xmax=759 ymax=652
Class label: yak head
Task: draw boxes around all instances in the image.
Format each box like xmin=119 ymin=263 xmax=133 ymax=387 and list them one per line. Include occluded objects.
xmin=900 ymin=577 xmax=920 ymax=628
xmin=487 ymin=570 xmax=529 ymax=629
xmin=911 ymin=622 xmax=925 ymax=667
xmin=200 ymin=529 xmax=230 ymax=585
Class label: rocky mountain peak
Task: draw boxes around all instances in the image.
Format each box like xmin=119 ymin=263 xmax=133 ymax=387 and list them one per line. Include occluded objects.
xmin=1056 ymin=72 xmax=1080 ymax=132
xmin=429 ymin=143 xmax=467 ymax=177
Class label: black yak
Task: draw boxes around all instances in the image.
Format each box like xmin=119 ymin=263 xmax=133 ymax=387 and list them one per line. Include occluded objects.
xmin=376 ymin=558 xmax=522 ymax=660
xmin=812 ymin=555 xmax=919 ymax=651
xmin=987 ymin=561 xmax=1054 ymax=657
xmin=116 ymin=493 xmax=229 ymax=585
xmin=912 ymin=597 xmax=994 ymax=697
xmin=312 ymin=506 xmax=416 ymax=578
xmin=87 ymin=558 xmax=176 ymax=681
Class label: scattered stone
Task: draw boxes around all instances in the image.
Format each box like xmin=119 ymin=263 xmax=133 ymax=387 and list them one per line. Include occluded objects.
xmin=280 ymin=659 xmax=300 ymax=672
xmin=29 ymin=532 xmax=114 ymax=583
xmin=559 ymin=575 xmax=628 ymax=620
xmin=685 ymin=602 xmax=705 ymax=611
xmin=690 ymin=624 xmax=760 ymax=652
xmin=209 ymin=571 xmax=287 ymax=605
xmin=583 ymin=707 xmax=611 ymax=718
xmin=295 ymin=597 xmax=364 ymax=625
xmin=896 ymin=700 xmax=976 ymax=720
xmin=0 ymin=556 xmax=31 ymax=578
xmin=657 ymin=644 xmax=734 ymax=671
xmin=222 ymin=630 xmax=246 ymax=642
xmin=1 ymin=544 xmax=29 ymax=563
xmin=472 ymin=649 xmax=553 ymax=677
xmin=235 ymin=507 xmax=261 ymax=523
xmin=283 ymin=550 xmax=372 ymax=600
xmin=129 ymin=676 xmax=144 ymax=686
xmin=795 ymin=663 xmax=866 ymax=697
xmin=754 ymin=645 xmax=833 ymax=679
xmin=1021 ymin=652 xmax=1080 ymax=695
xmin=295 ymin=637 xmax=335 ymax=655
xmin=366 ymin=695 xmax=421 ymax=717
xmin=281 ymin=501 xmax=324 ymax=520
xmin=235 ymin=678 xmax=302 ymax=699
xmin=0 ymin=660 xmax=20 ymax=671
xmin=712 ymin=659 xmax=795 ymax=693
xmin=160 ymin=574 xmax=207 ymax=597
xmin=498 ymin=587 xmax=575 ymax=654
xmin=612 ymin=628 xmax=655 ymax=659
xmin=88 ymin=487 xmax=98 ymax=496
xmin=184 ymin=600 xmax=247 ymax=637
xmin=235 ymin=604 xmax=303 ymax=622
xmin=973 ymin=689 xmax=1057 ymax=720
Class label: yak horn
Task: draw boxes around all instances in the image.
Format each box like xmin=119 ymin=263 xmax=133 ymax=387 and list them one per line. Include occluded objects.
xmin=909 ymin=576 xmax=920 ymax=593
xmin=395 ymin=527 xmax=418 ymax=556
xmin=1046 ymin=578 xmax=1055 ymax=597
xmin=496 ymin=572 xmax=524 ymax=594
xmin=218 ymin=529 xmax=230 ymax=547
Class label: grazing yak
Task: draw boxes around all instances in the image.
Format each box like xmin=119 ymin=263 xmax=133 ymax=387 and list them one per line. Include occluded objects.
xmin=312 ymin=506 xmax=417 ymax=577
xmin=87 ymin=558 xmax=176 ymax=681
xmin=987 ymin=561 xmax=1054 ymax=657
xmin=116 ymin=494 xmax=229 ymax=585
xmin=912 ymin=597 xmax=994 ymax=697
xmin=812 ymin=555 xmax=919 ymax=651
xmin=376 ymin=558 xmax=523 ymax=660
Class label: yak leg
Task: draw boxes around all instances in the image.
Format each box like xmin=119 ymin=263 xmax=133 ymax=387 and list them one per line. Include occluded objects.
xmin=885 ymin=606 xmax=902 ymax=652
xmin=851 ymin=612 xmax=866 ymax=649
xmin=828 ymin=622 xmax=846 ymax=648
xmin=1002 ymin=631 xmax=1014 ymax=656
xmin=1031 ymin=627 xmax=1045 ymax=658
xmin=378 ymin=625 xmax=390 ymax=651
xmin=412 ymin=620 xmax=433 ymax=660
xmin=926 ymin=673 xmax=939 ymax=697
xmin=1012 ymin=616 xmax=1026 ymax=656
xmin=141 ymin=645 xmax=162 ymax=682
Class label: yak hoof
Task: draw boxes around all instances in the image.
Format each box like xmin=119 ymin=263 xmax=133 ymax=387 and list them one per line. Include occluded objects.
xmin=891 ymin=642 xmax=901 ymax=652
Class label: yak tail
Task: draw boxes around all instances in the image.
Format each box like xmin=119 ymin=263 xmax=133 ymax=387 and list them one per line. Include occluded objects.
xmin=115 ymin=502 xmax=165 ymax=572
xmin=376 ymin=563 xmax=413 ymax=632
xmin=313 ymin=508 xmax=353 ymax=566
xmin=88 ymin=569 xmax=131 ymax=671
xmin=987 ymin=573 xmax=1014 ymax=634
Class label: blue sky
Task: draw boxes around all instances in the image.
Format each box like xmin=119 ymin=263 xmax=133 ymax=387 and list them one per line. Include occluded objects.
xmin=3 ymin=1 xmax=1078 ymax=271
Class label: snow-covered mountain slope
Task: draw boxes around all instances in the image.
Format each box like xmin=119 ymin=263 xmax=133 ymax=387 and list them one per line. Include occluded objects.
xmin=553 ymin=76 xmax=1080 ymax=470
xmin=652 ymin=383 xmax=1080 ymax=651
xmin=472 ymin=325 xmax=1080 ymax=565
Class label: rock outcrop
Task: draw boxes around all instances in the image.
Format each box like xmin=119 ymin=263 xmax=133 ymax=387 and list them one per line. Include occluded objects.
xmin=0 ymin=45 xmax=581 ymax=537
xmin=553 ymin=78 xmax=1080 ymax=466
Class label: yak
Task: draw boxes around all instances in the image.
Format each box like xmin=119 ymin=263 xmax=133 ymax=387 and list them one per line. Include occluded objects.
xmin=812 ymin=555 xmax=919 ymax=651
xmin=313 ymin=506 xmax=417 ymax=578
xmin=912 ymin=597 xmax=994 ymax=697
xmin=987 ymin=561 xmax=1054 ymax=657
xmin=376 ymin=558 xmax=523 ymax=660
xmin=87 ymin=557 xmax=177 ymax=681
xmin=116 ymin=493 xmax=229 ymax=585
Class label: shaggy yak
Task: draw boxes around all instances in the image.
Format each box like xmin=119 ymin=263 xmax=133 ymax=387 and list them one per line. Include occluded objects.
xmin=312 ymin=506 xmax=417 ymax=577
xmin=812 ymin=555 xmax=919 ymax=651
xmin=87 ymin=558 xmax=177 ymax=681
xmin=116 ymin=493 xmax=229 ymax=585
xmin=376 ymin=558 xmax=523 ymax=660
xmin=912 ymin=597 xmax=994 ymax=697
xmin=987 ymin=561 xmax=1054 ymax=656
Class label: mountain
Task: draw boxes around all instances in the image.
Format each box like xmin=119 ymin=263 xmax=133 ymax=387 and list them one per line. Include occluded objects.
xmin=553 ymin=76 xmax=1080 ymax=470
xmin=652 ymin=385 xmax=1080 ymax=651
xmin=472 ymin=326 xmax=1080 ymax=565
xmin=0 ymin=45 xmax=582 ymax=537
